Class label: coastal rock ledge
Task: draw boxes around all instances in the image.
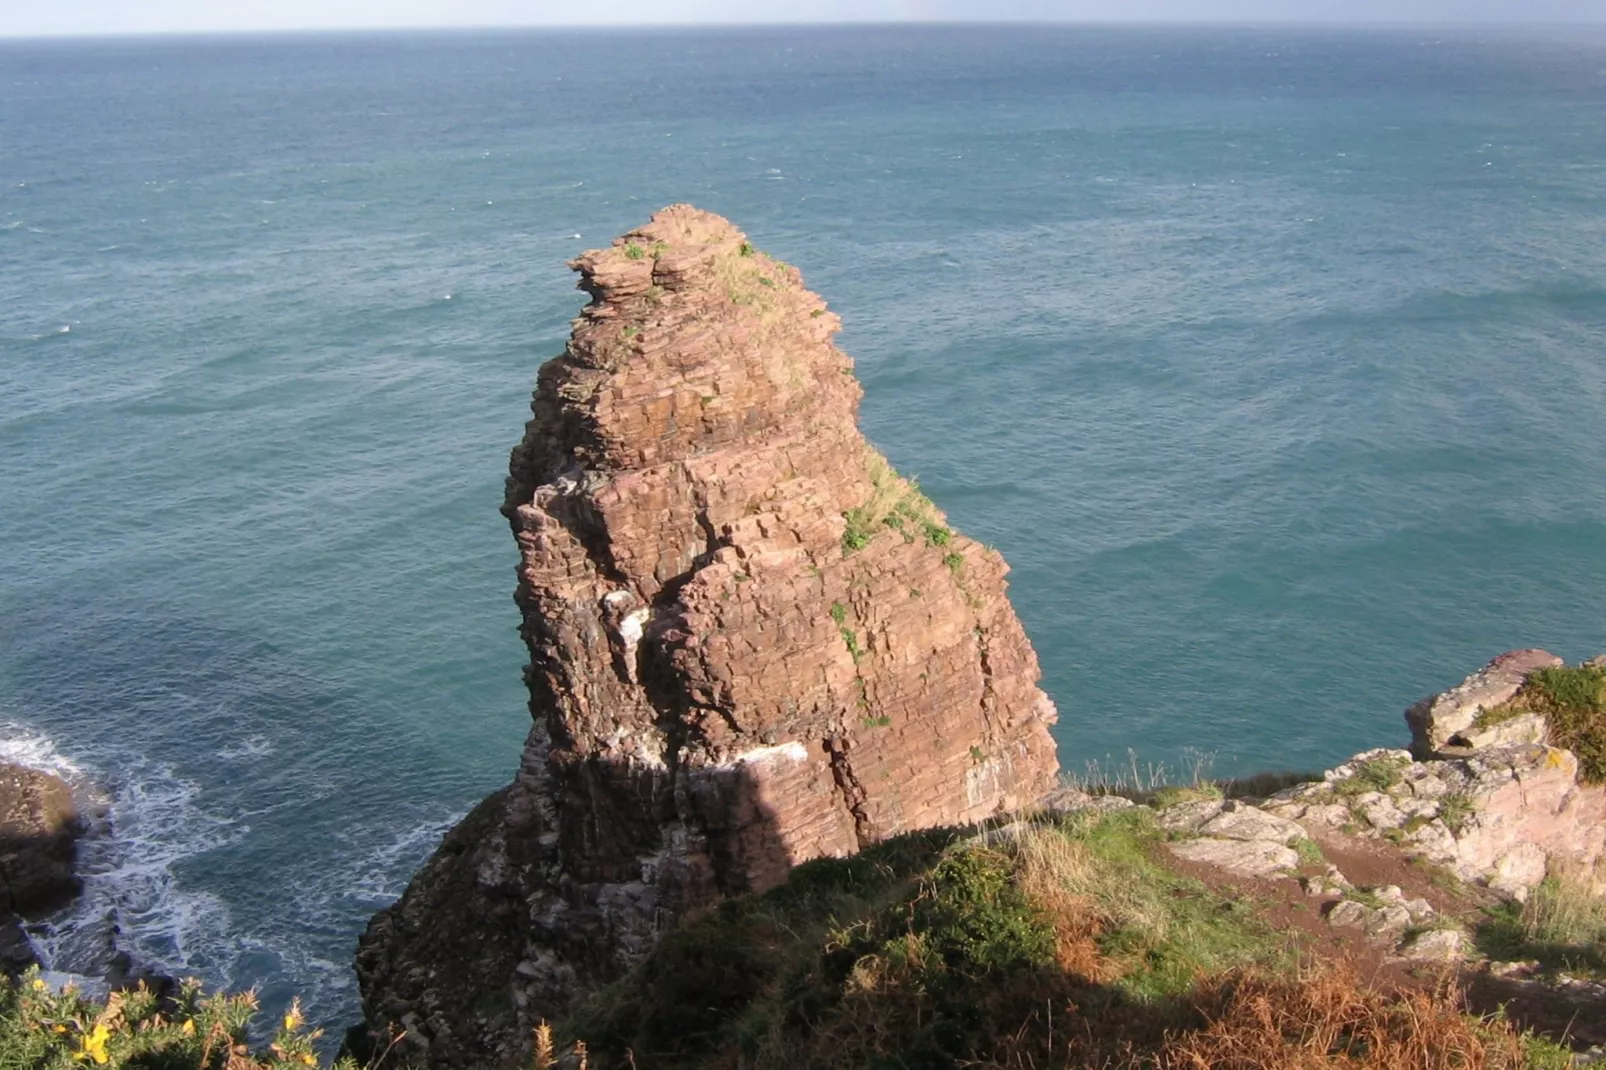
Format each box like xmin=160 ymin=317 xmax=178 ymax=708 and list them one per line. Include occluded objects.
xmin=355 ymin=206 xmax=1060 ymax=1065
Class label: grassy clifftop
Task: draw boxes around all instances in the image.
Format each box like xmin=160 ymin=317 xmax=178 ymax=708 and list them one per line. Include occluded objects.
xmin=552 ymin=808 xmax=1571 ymax=1070
xmin=0 ymin=806 xmax=1591 ymax=1069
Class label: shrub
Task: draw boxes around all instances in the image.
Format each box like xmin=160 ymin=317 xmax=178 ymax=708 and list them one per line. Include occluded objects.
xmin=0 ymin=972 xmax=349 ymax=1069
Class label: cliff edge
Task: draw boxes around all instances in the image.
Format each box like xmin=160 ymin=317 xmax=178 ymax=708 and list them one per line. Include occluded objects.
xmin=355 ymin=206 xmax=1059 ymax=1066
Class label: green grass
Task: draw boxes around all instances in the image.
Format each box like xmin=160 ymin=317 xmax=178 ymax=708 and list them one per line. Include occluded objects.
xmin=1522 ymin=664 xmax=1606 ymax=783
xmin=559 ymin=810 xmax=1285 ymax=1069
xmin=1067 ymin=809 xmax=1284 ymax=1001
xmin=1524 ymin=1035 xmax=1578 ymax=1070
xmin=1344 ymin=887 xmax=1388 ymax=911
xmin=1150 ymin=783 xmax=1224 ymax=810
xmin=1439 ymin=791 xmax=1476 ymax=835
xmin=1332 ymin=755 xmax=1410 ymax=797
xmin=1471 ymin=702 xmax=1528 ymax=732
xmin=1476 ymin=871 xmax=1606 ymax=980
xmin=840 ymin=451 xmax=950 ymax=556
xmin=1293 ymin=837 xmax=1326 ymax=865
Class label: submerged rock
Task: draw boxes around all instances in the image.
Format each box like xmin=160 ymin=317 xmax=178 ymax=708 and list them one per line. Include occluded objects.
xmin=356 ymin=207 xmax=1059 ymax=1066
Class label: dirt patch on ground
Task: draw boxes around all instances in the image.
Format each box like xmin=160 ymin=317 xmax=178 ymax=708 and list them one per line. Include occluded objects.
xmin=1160 ymin=846 xmax=1426 ymax=991
xmin=1313 ymin=833 xmax=1494 ymax=917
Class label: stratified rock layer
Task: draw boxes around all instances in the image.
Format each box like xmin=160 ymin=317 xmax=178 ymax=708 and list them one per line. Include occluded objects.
xmin=356 ymin=206 xmax=1059 ymax=1066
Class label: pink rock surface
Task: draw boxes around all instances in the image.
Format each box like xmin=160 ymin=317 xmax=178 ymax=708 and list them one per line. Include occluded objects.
xmin=356 ymin=207 xmax=1059 ymax=1066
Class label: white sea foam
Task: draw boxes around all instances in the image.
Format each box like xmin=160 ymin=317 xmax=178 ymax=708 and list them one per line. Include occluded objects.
xmin=0 ymin=721 xmax=90 ymax=784
xmin=0 ymin=722 xmax=245 ymax=987
xmin=216 ymin=735 xmax=275 ymax=762
xmin=344 ymin=812 xmax=459 ymax=907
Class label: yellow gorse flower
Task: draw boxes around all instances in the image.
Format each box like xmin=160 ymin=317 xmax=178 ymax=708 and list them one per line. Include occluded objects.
xmin=181 ymin=1019 xmax=196 ymax=1036
xmin=283 ymin=1000 xmax=304 ymax=1032
xmin=76 ymin=1022 xmax=112 ymax=1065
xmin=30 ymin=978 xmax=48 ymax=991
xmin=299 ymin=1054 xmax=318 ymax=1066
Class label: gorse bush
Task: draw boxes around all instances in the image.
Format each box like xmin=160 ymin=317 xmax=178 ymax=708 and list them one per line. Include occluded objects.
xmin=0 ymin=971 xmax=352 ymax=1070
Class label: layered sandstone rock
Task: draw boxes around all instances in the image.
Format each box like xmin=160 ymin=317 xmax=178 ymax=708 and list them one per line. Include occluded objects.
xmin=356 ymin=206 xmax=1059 ymax=1066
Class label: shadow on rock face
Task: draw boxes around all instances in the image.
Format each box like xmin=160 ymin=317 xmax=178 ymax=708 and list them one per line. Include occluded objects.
xmin=355 ymin=747 xmax=802 ymax=1068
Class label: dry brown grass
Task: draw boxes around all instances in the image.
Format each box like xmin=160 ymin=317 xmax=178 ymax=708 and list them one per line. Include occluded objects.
xmin=1157 ymin=969 xmax=1533 ymax=1070
xmin=1014 ymin=828 xmax=1107 ymax=979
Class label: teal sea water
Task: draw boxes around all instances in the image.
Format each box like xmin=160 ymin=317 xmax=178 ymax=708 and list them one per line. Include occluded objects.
xmin=3 ymin=24 xmax=1606 ymax=1028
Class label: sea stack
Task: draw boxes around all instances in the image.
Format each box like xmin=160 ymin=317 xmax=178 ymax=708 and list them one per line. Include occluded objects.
xmin=355 ymin=206 xmax=1059 ymax=1065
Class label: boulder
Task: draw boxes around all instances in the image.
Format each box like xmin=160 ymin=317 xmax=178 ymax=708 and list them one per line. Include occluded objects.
xmin=1166 ymin=838 xmax=1299 ymax=879
xmin=1037 ymin=789 xmax=1135 ymax=817
xmin=1394 ymin=928 xmax=1471 ymax=962
xmin=0 ymin=760 xmax=83 ymax=977
xmin=1194 ymin=801 xmax=1306 ymax=845
xmin=0 ymin=761 xmax=81 ymax=917
xmin=1405 ymin=649 xmax=1561 ymax=757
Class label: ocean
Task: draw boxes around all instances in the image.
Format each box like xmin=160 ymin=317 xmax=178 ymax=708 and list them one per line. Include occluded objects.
xmin=2 ymin=23 xmax=1604 ymax=1031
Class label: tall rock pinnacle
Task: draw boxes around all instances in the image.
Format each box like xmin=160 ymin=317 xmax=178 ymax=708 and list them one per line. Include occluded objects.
xmin=355 ymin=205 xmax=1059 ymax=1065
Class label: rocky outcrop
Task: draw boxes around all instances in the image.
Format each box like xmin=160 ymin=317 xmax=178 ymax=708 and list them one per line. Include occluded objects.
xmin=1265 ymin=652 xmax=1606 ymax=901
xmin=1405 ymin=649 xmax=1562 ymax=756
xmin=1131 ymin=650 xmax=1606 ymax=971
xmin=356 ymin=206 xmax=1059 ymax=1066
xmin=1267 ymin=743 xmax=1606 ymax=900
xmin=0 ymin=761 xmax=83 ymax=975
xmin=1159 ymin=798 xmax=1311 ymax=878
